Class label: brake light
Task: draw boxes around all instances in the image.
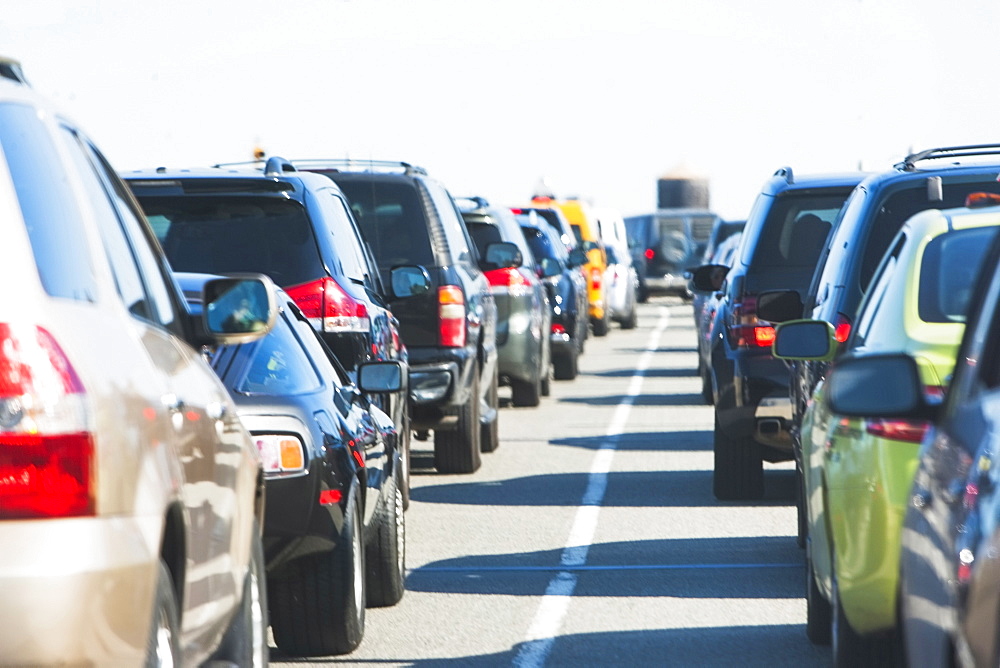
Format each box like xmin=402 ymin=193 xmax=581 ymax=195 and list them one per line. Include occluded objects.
xmin=485 ymin=267 xmax=531 ymax=297
xmin=438 ymin=285 xmax=466 ymax=347
xmin=285 ymin=277 xmax=370 ymax=334
xmin=865 ymin=418 xmax=929 ymax=443
xmin=510 ymin=208 xmax=524 ymax=215
xmin=590 ymin=266 xmax=602 ymax=291
xmin=834 ymin=313 xmax=852 ymax=343
xmin=0 ymin=324 xmax=94 ymax=519
xmin=729 ymin=295 xmax=775 ymax=348
xmin=644 ymin=248 xmax=654 ymax=261
xmin=551 ymin=323 xmax=566 ymax=335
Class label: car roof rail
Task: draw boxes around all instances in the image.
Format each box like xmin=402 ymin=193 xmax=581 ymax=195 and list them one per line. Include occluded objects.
xmin=263 ymin=156 xmax=296 ymax=176
xmin=0 ymin=56 xmax=28 ymax=86
xmin=773 ymin=166 xmax=794 ymax=184
xmin=896 ymin=144 xmax=1000 ymax=171
xmin=454 ymin=196 xmax=490 ymax=212
xmin=290 ymin=159 xmax=428 ymax=176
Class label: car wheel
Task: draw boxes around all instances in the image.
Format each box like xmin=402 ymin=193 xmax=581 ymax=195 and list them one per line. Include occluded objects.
xmin=270 ymin=485 xmax=366 ymax=656
xmin=145 ymin=560 xmax=180 ymax=668
xmin=211 ymin=519 xmax=268 ymax=667
xmin=806 ymin=541 xmax=832 ymax=645
xmin=480 ymin=364 xmax=500 ymax=453
xmin=592 ymin=311 xmax=610 ymax=337
xmin=621 ymin=302 xmax=638 ymax=330
xmin=511 ymin=368 xmax=542 ymax=408
xmin=365 ymin=470 xmax=406 ymax=607
xmin=832 ymin=566 xmax=893 ymax=666
xmin=433 ymin=365 xmax=482 ymax=473
xmin=399 ymin=406 xmax=412 ymax=511
xmin=553 ymin=347 xmax=579 ymax=381
xmin=700 ymin=366 xmax=713 ymax=405
xmin=712 ymin=410 xmax=763 ymax=500
xmin=795 ymin=461 xmax=807 ymax=549
xmin=540 ymin=343 xmax=552 ymax=397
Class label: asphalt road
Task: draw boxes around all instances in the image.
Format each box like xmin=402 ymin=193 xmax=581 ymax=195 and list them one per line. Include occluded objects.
xmin=271 ymin=296 xmax=832 ymax=667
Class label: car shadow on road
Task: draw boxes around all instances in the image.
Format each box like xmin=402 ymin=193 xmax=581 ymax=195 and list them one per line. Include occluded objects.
xmin=558 ymin=393 xmax=706 ymax=406
xmin=584 ymin=367 xmax=698 ymax=378
xmin=408 ymin=468 xmax=796 ymax=508
xmin=550 ymin=430 xmax=712 ymax=452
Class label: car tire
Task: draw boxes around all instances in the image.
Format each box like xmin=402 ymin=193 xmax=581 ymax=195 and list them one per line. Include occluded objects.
xmin=806 ymin=541 xmax=832 ymax=645
xmin=433 ymin=365 xmax=482 ymax=473
xmin=553 ymin=347 xmax=579 ymax=381
xmin=211 ymin=519 xmax=269 ymax=667
xmin=399 ymin=407 xmax=412 ymax=511
xmin=540 ymin=343 xmax=552 ymax=397
xmin=700 ymin=366 xmax=713 ymax=405
xmin=712 ymin=410 xmax=764 ymax=500
xmin=511 ymin=370 xmax=542 ymax=407
xmin=832 ymin=568 xmax=893 ymax=666
xmin=592 ymin=311 xmax=610 ymax=337
xmin=270 ymin=485 xmax=366 ymax=656
xmin=480 ymin=364 xmax=500 ymax=453
xmin=795 ymin=461 xmax=807 ymax=550
xmin=365 ymin=470 xmax=406 ymax=608
xmin=621 ymin=302 xmax=638 ymax=330
xmin=145 ymin=560 xmax=181 ymax=668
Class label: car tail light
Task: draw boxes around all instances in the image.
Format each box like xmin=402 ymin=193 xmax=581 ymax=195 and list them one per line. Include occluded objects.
xmin=485 ymin=267 xmax=531 ymax=297
xmin=590 ymin=266 xmax=602 ymax=291
xmin=438 ymin=285 xmax=466 ymax=348
xmin=865 ymin=418 xmax=930 ymax=443
xmin=253 ymin=434 xmax=305 ymax=474
xmin=551 ymin=323 xmax=567 ymax=335
xmin=728 ymin=295 xmax=775 ymax=348
xmin=285 ymin=277 xmax=370 ymax=334
xmin=833 ymin=313 xmax=852 ymax=343
xmin=509 ymin=207 xmax=524 ymax=215
xmin=0 ymin=324 xmax=94 ymax=519
xmin=644 ymin=248 xmax=654 ymax=261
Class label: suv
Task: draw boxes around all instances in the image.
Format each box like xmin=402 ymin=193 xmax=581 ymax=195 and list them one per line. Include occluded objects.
xmin=0 ymin=75 xmax=270 ymax=665
xmin=298 ymin=160 xmax=500 ymax=474
xmin=759 ymin=145 xmax=1000 ymax=542
xmin=124 ymin=160 xmax=413 ymax=500
xmin=627 ymin=208 xmax=722 ymax=297
xmin=691 ymin=167 xmax=866 ymax=499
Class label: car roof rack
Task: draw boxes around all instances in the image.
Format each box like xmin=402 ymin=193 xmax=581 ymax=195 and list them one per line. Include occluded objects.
xmin=291 ymin=159 xmax=427 ymax=176
xmin=454 ymin=196 xmax=490 ymax=212
xmin=895 ymin=144 xmax=1000 ymax=171
xmin=773 ymin=166 xmax=794 ymax=184
xmin=263 ymin=156 xmax=296 ymax=176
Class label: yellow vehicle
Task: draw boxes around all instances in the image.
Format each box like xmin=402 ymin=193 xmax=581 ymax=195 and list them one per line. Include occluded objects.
xmin=548 ymin=198 xmax=611 ymax=336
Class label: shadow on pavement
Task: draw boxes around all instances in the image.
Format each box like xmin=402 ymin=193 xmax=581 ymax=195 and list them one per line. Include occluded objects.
xmin=550 ymin=430 xmax=711 ymax=452
xmin=558 ymin=392 xmax=706 ymax=407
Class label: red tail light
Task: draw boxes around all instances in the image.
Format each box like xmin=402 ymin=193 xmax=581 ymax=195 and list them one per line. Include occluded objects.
xmin=729 ymin=295 xmax=774 ymax=348
xmin=551 ymin=323 xmax=566 ymax=335
xmin=590 ymin=266 xmax=602 ymax=291
xmin=438 ymin=285 xmax=466 ymax=347
xmin=285 ymin=277 xmax=370 ymax=333
xmin=644 ymin=248 xmax=654 ymax=261
xmin=833 ymin=313 xmax=852 ymax=343
xmin=865 ymin=418 xmax=930 ymax=444
xmin=0 ymin=324 xmax=94 ymax=519
xmin=485 ymin=267 xmax=532 ymax=297
xmin=510 ymin=207 xmax=524 ymax=215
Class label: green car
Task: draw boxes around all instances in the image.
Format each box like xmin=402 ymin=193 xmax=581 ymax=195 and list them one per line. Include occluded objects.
xmin=774 ymin=202 xmax=1000 ymax=665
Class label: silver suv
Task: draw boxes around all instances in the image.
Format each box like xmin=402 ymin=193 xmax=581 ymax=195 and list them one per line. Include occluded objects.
xmin=0 ymin=72 xmax=271 ymax=665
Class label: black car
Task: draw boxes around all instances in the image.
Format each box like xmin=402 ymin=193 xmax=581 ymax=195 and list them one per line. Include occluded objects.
xmin=124 ymin=159 xmax=414 ymax=502
xmin=178 ymin=273 xmax=407 ymax=657
xmin=758 ymin=145 xmax=1000 ymax=542
xmin=517 ymin=215 xmax=590 ymax=380
xmin=817 ymin=224 xmax=1000 ymax=667
xmin=691 ymin=167 xmax=865 ymax=499
xmin=297 ymin=160 xmax=501 ymax=474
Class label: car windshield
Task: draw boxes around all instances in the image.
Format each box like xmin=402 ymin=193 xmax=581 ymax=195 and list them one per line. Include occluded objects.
xmin=919 ymin=226 xmax=999 ymax=323
xmin=139 ymin=196 xmax=325 ymax=287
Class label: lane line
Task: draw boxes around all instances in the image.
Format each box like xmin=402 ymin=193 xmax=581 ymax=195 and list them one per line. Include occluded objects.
xmin=512 ymin=306 xmax=671 ymax=668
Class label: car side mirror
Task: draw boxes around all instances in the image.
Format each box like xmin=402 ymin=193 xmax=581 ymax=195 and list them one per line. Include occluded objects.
xmin=567 ymin=248 xmax=588 ymax=268
xmin=690 ymin=264 xmax=729 ymax=293
xmin=772 ymin=320 xmax=837 ymax=361
xmin=540 ymin=257 xmax=562 ymax=278
xmin=203 ymin=274 xmax=277 ymax=344
xmin=482 ymin=241 xmax=521 ymax=271
xmin=757 ymin=290 xmax=804 ymax=323
xmin=358 ymin=360 xmax=408 ymax=394
xmin=389 ymin=265 xmax=432 ymax=299
xmin=826 ymin=353 xmax=935 ymax=419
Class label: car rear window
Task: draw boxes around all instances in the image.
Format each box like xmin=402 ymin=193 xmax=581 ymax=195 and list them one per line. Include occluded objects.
xmin=750 ymin=191 xmax=851 ymax=269
xmin=521 ymin=225 xmax=557 ymax=261
xmin=465 ymin=221 xmax=503 ymax=255
xmin=137 ymin=196 xmax=325 ymax=287
xmin=333 ymin=180 xmax=436 ymax=270
xmin=919 ymin=226 xmax=998 ymax=323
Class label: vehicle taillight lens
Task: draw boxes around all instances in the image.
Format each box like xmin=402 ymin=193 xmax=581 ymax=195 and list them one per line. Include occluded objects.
xmin=865 ymin=418 xmax=930 ymax=444
xmin=833 ymin=313 xmax=852 ymax=343
xmin=438 ymin=285 xmax=466 ymax=348
xmin=590 ymin=266 xmax=602 ymax=290
xmin=485 ymin=268 xmax=531 ymax=297
xmin=551 ymin=323 xmax=567 ymax=335
xmin=253 ymin=434 xmax=305 ymax=474
xmin=0 ymin=324 xmax=94 ymax=519
xmin=729 ymin=295 xmax=774 ymax=348
xmin=285 ymin=277 xmax=370 ymax=333
xmin=644 ymin=248 xmax=654 ymax=261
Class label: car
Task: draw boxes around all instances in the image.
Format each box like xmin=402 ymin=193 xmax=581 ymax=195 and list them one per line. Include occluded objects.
xmin=296 ymin=159 xmax=501 ymax=473
xmin=811 ymin=217 xmax=1000 ymax=667
xmin=0 ymin=74 xmax=272 ymax=666
xmin=550 ymin=198 xmax=612 ymax=336
xmin=517 ymin=214 xmax=590 ymax=380
xmin=757 ymin=145 xmax=1000 ymax=545
xmin=774 ymin=200 xmax=1000 ymax=664
xmin=457 ymin=197 xmax=552 ymax=407
xmin=627 ymin=207 xmax=723 ymax=297
xmin=512 ymin=199 xmax=577 ymax=252
xmin=694 ymin=231 xmax=742 ymax=404
xmin=603 ymin=244 xmax=639 ymax=330
xmin=690 ymin=167 xmax=866 ymax=499
xmin=177 ymin=273 xmax=408 ymax=656
xmin=123 ymin=159 xmax=414 ymax=505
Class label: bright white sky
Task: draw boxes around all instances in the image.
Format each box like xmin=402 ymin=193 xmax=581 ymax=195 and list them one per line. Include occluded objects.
xmin=4 ymin=0 xmax=1000 ymax=220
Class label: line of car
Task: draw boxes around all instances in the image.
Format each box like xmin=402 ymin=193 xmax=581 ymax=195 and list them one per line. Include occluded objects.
xmin=0 ymin=58 xmax=644 ymax=666
xmin=689 ymin=145 xmax=1000 ymax=666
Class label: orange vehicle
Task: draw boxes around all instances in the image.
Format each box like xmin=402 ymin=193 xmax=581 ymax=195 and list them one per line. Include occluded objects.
xmin=530 ymin=196 xmax=611 ymax=336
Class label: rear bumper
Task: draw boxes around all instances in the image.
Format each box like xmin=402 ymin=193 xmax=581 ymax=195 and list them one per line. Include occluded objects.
xmin=646 ymin=273 xmax=691 ymax=295
xmin=0 ymin=515 xmax=161 ymax=666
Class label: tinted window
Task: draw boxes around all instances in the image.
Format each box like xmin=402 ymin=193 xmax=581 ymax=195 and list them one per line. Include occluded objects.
xmin=465 ymin=221 xmax=503 ymax=255
xmin=0 ymin=103 xmax=97 ymax=301
xmin=522 ymin=226 xmax=558 ymax=262
xmin=424 ymin=181 xmax=473 ymax=265
xmin=235 ymin=312 xmax=323 ymax=395
xmin=919 ymin=226 xmax=998 ymax=324
xmin=312 ymin=189 xmax=371 ymax=283
xmin=334 ymin=180 xmax=435 ymax=270
xmin=138 ymin=196 xmax=326 ymax=287
xmin=750 ymin=192 xmax=849 ymax=269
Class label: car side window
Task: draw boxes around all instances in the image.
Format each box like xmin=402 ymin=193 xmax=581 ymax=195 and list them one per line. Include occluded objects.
xmin=0 ymin=104 xmax=98 ymax=301
xmin=235 ymin=311 xmax=323 ymax=395
xmin=851 ymin=233 xmax=905 ymax=348
xmin=423 ymin=181 xmax=473 ymax=265
xmin=314 ymin=189 xmax=371 ymax=285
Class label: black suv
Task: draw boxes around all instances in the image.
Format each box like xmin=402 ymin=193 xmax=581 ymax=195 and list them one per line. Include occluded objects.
xmin=124 ymin=159 xmax=413 ymax=494
xmin=297 ymin=160 xmax=501 ymax=474
xmin=763 ymin=145 xmax=1000 ymax=542
xmin=692 ymin=167 xmax=865 ymax=499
